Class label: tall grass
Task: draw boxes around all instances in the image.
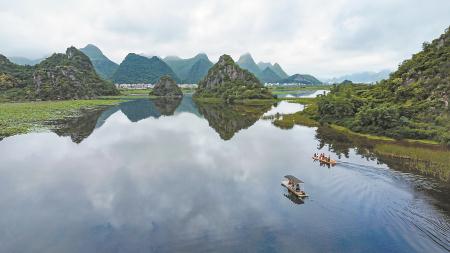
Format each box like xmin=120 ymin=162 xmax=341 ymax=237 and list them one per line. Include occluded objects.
xmin=0 ymin=99 xmax=121 ymax=137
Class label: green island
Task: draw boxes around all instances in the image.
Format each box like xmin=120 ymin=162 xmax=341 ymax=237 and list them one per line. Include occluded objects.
xmin=194 ymin=54 xmax=275 ymax=103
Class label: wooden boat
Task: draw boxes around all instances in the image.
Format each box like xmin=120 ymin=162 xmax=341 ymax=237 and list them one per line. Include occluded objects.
xmin=312 ymin=156 xmax=337 ymax=165
xmin=281 ymin=175 xmax=308 ymax=197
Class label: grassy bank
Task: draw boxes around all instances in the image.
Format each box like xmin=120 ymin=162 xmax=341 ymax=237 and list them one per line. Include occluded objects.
xmin=271 ymin=111 xmax=319 ymax=129
xmin=269 ymin=85 xmax=331 ymax=93
xmin=0 ymin=99 xmax=122 ymax=138
xmin=193 ymin=97 xmax=276 ymax=105
xmin=374 ymin=143 xmax=450 ymax=181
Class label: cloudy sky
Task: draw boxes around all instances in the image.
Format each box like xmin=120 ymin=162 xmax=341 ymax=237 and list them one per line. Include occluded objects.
xmin=0 ymin=0 xmax=449 ymax=77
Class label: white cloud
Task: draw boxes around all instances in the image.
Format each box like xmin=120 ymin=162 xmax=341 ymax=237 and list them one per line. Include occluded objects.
xmin=0 ymin=0 xmax=449 ymax=77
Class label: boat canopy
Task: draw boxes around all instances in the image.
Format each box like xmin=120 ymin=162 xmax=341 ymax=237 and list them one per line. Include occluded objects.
xmin=284 ymin=175 xmax=304 ymax=184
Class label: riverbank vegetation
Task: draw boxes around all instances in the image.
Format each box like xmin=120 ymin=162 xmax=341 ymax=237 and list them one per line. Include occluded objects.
xmin=270 ymin=85 xmax=331 ymax=95
xmin=314 ymin=27 xmax=450 ymax=145
xmin=0 ymin=99 xmax=121 ymax=138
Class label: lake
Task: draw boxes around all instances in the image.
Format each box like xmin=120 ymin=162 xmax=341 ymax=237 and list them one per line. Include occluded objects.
xmin=0 ymin=95 xmax=449 ymax=253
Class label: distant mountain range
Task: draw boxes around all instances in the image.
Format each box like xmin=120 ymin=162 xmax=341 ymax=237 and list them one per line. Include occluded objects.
xmin=236 ymin=53 xmax=320 ymax=85
xmin=260 ymin=67 xmax=281 ymax=83
xmin=7 ymin=45 xmax=322 ymax=85
xmin=80 ymin=44 xmax=119 ymax=80
xmin=279 ymin=74 xmax=322 ymax=85
xmin=323 ymin=70 xmax=391 ymax=84
xmin=112 ymin=53 xmax=180 ymax=84
xmin=257 ymin=62 xmax=289 ymax=79
xmin=8 ymin=56 xmax=45 ymax=66
xmin=163 ymin=54 xmax=213 ymax=84
xmin=237 ymin=53 xmax=263 ymax=79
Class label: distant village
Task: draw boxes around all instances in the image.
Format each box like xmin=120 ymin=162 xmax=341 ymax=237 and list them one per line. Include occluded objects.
xmin=115 ymin=83 xmax=198 ymax=89
xmin=115 ymin=82 xmax=319 ymax=89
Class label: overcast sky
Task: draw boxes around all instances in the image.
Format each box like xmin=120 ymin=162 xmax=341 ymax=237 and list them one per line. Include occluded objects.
xmin=0 ymin=0 xmax=449 ymax=77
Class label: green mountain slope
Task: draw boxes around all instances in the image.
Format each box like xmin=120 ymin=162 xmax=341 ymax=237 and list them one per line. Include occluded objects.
xmin=257 ymin=62 xmax=272 ymax=71
xmin=257 ymin=62 xmax=289 ymax=79
xmin=163 ymin=54 xmax=213 ymax=83
xmin=113 ymin=53 xmax=180 ymax=84
xmin=0 ymin=47 xmax=118 ymax=101
xmin=79 ymin=44 xmax=118 ymax=80
xmin=272 ymin=63 xmax=289 ymax=79
xmin=194 ymin=54 xmax=273 ymax=102
xmin=280 ymin=74 xmax=322 ymax=85
xmin=237 ymin=53 xmax=262 ymax=79
xmin=316 ymin=26 xmax=450 ymax=144
xmin=260 ymin=67 xmax=281 ymax=83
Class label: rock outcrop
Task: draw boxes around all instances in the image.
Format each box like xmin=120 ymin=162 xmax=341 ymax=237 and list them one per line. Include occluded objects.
xmin=0 ymin=46 xmax=118 ymax=100
xmin=194 ymin=54 xmax=273 ymax=102
xmin=151 ymin=75 xmax=182 ymax=97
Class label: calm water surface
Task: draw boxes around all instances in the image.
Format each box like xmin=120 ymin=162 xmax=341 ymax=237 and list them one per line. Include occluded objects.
xmin=0 ymin=95 xmax=449 ymax=252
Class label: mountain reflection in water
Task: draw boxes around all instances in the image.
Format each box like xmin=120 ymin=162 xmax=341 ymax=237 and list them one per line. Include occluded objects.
xmin=0 ymin=96 xmax=449 ymax=253
xmin=195 ymin=101 xmax=272 ymax=140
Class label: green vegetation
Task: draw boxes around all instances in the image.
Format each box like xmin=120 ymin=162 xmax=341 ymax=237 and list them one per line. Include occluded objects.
xmin=113 ymin=53 xmax=180 ymax=84
xmin=163 ymin=54 xmax=213 ymax=84
xmin=315 ymin=125 xmax=450 ymax=182
xmin=194 ymin=55 xmax=274 ymax=103
xmin=0 ymin=47 xmax=119 ymax=101
xmin=195 ymin=100 xmax=272 ymax=140
xmin=270 ymin=85 xmax=330 ymax=94
xmin=150 ymin=75 xmax=182 ymax=97
xmin=260 ymin=67 xmax=281 ymax=83
xmin=373 ymin=143 xmax=450 ymax=181
xmin=79 ymin=44 xmax=119 ymax=80
xmin=314 ymin=27 xmax=450 ymax=145
xmin=270 ymin=63 xmax=289 ymax=79
xmin=271 ymin=111 xmax=319 ymax=129
xmin=0 ymin=99 xmax=121 ymax=138
xmin=277 ymin=97 xmax=318 ymax=105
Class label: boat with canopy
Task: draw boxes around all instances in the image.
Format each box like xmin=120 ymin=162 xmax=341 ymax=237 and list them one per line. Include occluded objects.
xmin=281 ymin=175 xmax=308 ymax=197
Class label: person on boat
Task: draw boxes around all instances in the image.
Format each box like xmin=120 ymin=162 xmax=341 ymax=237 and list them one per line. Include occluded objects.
xmin=295 ymin=184 xmax=300 ymax=192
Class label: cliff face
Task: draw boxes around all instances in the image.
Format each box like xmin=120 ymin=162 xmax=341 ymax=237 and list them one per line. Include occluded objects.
xmin=0 ymin=47 xmax=118 ymax=101
xmin=195 ymin=55 xmax=273 ymax=102
xmin=151 ymin=75 xmax=182 ymax=97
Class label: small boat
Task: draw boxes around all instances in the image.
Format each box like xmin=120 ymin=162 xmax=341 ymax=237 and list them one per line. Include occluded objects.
xmin=312 ymin=156 xmax=337 ymax=165
xmin=281 ymin=175 xmax=308 ymax=197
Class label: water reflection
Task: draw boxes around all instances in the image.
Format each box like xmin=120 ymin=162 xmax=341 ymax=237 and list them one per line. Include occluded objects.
xmin=152 ymin=97 xmax=182 ymax=116
xmin=120 ymin=99 xmax=162 ymax=122
xmin=315 ymin=125 xmax=450 ymax=210
xmin=283 ymin=193 xmax=305 ymax=205
xmin=51 ymin=108 xmax=107 ymax=143
xmin=195 ymin=101 xmax=272 ymax=140
xmin=0 ymin=97 xmax=449 ymax=252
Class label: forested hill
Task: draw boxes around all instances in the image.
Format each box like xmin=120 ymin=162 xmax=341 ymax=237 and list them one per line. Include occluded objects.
xmin=163 ymin=54 xmax=213 ymax=84
xmin=113 ymin=54 xmax=180 ymax=84
xmin=315 ymin=26 xmax=450 ymax=144
xmin=0 ymin=47 xmax=118 ymax=101
xmin=80 ymin=44 xmax=118 ymax=80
